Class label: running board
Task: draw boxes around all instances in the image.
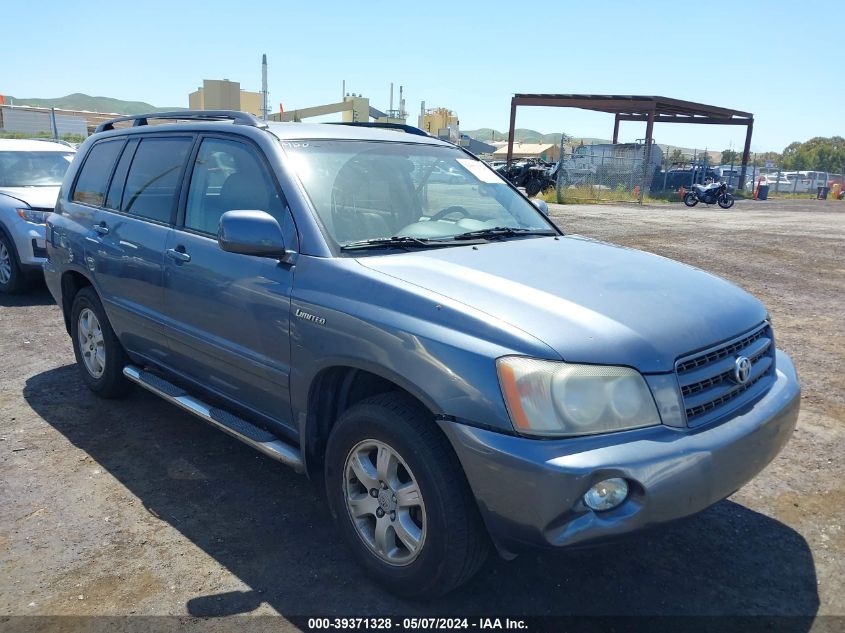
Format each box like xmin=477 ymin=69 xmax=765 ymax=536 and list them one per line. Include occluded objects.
xmin=123 ymin=365 xmax=303 ymax=473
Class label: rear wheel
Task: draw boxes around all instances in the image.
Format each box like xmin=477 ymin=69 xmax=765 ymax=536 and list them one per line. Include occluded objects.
xmin=0 ymin=233 xmax=26 ymax=294
xmin=683 ymin=192 xmax=698 ymax=207
xmin=718 ymin=193 xmax=735 ymax=209
xmin=325 ymin=393 xmax=488 ymax=599
xmin=70 ymin=287 xmax=131 ymax=398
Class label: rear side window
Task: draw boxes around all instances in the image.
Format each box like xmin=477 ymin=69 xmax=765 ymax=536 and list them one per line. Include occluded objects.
xmin=104 ymin=139 xmax=138 ymax=210
xmin=72 ymin=140 xmax=123 ymax=206
xmin=122 ymin=137 xmax=192 ymax=222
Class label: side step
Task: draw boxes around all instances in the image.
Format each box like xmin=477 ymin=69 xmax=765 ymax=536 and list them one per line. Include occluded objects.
xmin=123 ymin=365 xmax=303 ymax=473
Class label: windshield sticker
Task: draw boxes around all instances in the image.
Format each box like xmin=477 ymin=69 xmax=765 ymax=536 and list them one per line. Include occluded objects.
xmin=456 ymin=159 xmax=501 ymax=184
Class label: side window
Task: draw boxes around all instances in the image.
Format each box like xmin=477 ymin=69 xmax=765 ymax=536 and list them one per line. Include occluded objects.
xmin=72 ymin=140 xmax=123 ymax=206
xmin=185 ymin=138 xmax=285 ymax=235
xmin=104 ymin=139 xmax=138 ymax=210
xmin=122 ymin=137 xmax=192 ymax=223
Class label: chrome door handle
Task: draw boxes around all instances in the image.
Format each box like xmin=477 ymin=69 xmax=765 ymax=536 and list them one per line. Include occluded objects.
xmin=166 ymin=248 xmax=191 ymax=263
xmin=94 ymin=224 xmax=109 ymax=235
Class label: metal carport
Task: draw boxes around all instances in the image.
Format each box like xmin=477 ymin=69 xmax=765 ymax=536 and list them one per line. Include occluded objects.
xmin=506 ymin=94 xmax=754 ymax=197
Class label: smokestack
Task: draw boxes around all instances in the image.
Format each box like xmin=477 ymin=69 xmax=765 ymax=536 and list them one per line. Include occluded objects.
xmin=261 ymin=54 xmax=268 ymax=120
xmin=389 ymin=83 xmax=394 ymax=115
xmin=399 ymin=85 xmax=405 ymax=119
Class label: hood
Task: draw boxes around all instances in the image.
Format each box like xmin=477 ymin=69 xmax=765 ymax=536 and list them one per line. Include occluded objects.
xmin=0 ymin=186 xmax=61 ymax=210
xmin=357 ymin=235 xmax=767 ymax=373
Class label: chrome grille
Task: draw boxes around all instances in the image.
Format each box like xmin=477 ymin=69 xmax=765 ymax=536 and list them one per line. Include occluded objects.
xmin=676 ymin=323 xmax=776 ymax=427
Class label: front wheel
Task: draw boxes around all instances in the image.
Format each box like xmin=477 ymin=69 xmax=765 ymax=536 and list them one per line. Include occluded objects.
xmin=0 ymin=232 xmax=26 ymax=294
xmin=325 ymin=393 xmax=489 ymax=599
xmin=683 ymin=192 xmax=699 ymax=207
xmin=718 ymin=193 xmax=735 ymax=209
xmin=525 ymin=178 xmax=544 ymax=197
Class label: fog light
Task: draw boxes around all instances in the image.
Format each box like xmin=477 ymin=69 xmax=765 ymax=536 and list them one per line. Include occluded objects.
xmin=584 ymin=478 xmax=629 ymax=511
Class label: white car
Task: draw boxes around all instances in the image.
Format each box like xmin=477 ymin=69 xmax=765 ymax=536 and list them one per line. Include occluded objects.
xmin=745 ymin=173 xmax=792 ymax=193
xmin=0 ymin=138 xmax=76 ymax=292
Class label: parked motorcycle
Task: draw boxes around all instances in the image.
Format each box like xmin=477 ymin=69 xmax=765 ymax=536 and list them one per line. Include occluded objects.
xmin=683 ymin=181 xmax=734 ymax=209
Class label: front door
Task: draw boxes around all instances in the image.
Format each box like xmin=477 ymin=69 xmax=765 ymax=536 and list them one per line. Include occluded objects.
xmin=160 ymin=135 xmax=298 ymax=437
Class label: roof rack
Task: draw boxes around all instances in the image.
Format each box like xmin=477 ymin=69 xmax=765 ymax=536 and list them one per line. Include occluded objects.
xmin=95 ymin=110 xmax=267 ymax=134
xmin=326 ymin=121 xmax=430 ymax=138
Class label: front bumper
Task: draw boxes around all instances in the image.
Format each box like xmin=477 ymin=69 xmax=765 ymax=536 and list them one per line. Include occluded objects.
xmin=439 ymin=349 xmax=800 ymax=554
xmin=12 ymin=220 xmax=47 ymax=269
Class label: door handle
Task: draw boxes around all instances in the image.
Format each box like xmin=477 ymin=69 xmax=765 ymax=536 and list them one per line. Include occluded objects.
xmin=94 ymin=224 xmax=109 ymax=235
xmin=166 ymin=248 xmax=191 ymax=263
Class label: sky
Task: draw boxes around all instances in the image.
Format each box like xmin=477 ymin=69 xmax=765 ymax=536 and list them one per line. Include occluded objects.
xmin=3 ymin=0 xmax=842 ymax=153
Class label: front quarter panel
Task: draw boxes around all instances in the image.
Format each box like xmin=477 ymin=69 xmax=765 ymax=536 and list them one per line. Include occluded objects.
xmin=289 ymin=255 xmax=561 ymax=435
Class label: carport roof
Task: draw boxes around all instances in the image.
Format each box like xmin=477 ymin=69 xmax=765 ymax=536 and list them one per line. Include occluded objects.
xmin=512 ymin=94 xmax=753 ymax=123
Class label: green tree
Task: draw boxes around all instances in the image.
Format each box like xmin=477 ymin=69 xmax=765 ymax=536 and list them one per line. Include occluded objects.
xmin=668 ymin=148 xmax=685 ymax=165
xmin=721 ymin=149 xmax=739 ymax=164
xmin=782 ymin=137 xmax=845 ymax=172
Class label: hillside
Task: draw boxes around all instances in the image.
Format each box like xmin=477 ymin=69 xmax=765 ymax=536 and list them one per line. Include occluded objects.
xmin=8 ymin=93 xmax=182 ymax=115
xmin=464 ymin=128 xmax=608 ymax=145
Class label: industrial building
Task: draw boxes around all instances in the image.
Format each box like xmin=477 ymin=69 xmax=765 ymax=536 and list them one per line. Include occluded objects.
xmin=189 ymin=79 xmax=262 ymax=117
xmin=493 ymin=142 xmax=560 ymax=162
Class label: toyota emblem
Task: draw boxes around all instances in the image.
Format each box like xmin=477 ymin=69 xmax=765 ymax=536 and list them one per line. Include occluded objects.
xmin=734 ymin=356 xmax=752 ymax=384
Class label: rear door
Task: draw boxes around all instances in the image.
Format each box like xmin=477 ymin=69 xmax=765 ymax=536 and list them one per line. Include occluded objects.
xmin=87 ymin=135 xmax=194 ymax=356
xmin=160 ymin=134 xmax=298 ymax=437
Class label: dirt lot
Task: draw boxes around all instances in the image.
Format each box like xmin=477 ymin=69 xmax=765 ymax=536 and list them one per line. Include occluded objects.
xmin=1 ymin=198 xmax=843 ymax=628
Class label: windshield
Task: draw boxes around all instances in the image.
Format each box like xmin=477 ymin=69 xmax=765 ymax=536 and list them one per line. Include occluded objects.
xmin=0 ymin=151 xmax=75 ymax=187
xmin=280 ymin=140 xmax=554 ymax=248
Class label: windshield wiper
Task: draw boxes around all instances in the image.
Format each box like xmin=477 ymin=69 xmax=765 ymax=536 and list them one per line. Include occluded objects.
xmin=451 ymin=227 xmax=557 ymax=241
xmin=341 ymin=236 xmax=447 ymax=251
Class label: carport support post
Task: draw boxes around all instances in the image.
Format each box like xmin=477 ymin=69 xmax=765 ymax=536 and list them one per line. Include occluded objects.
xmin=639 ymin=109 xmax=655 ymax=204
xmin=612 ymin=114 xmax=620 ymax=144
xmin=739 ymin=119 xmax=753 ymax=191
xmin=506 ymin=99 xmax=517 ymax=167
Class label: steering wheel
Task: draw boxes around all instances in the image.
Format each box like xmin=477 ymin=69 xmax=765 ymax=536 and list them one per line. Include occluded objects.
xmin=428 ymin=205 xmax=469 ymax=222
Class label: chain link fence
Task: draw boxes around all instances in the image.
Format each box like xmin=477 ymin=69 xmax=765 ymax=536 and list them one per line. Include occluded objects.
xmin=553 ymin=144 xmax=661 ymax=203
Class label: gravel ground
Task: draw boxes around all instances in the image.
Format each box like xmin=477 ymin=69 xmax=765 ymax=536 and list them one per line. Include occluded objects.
xmin=0 ymin=198 xmax=842 ymax=629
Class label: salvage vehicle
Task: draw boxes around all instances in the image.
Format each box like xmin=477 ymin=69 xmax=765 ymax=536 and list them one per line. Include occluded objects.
xmin=0 ymin=138 xmax=76 ymax=292
xmin=45 ymin=111 xmax=801 ymax=598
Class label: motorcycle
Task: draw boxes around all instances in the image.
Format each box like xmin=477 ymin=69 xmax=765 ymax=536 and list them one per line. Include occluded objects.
xmin=683 ymin=181 xmax=734 ymax=209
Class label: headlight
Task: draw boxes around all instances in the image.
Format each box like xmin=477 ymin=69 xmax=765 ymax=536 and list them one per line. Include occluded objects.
xmin=17 ymin=208 xmax=50 ymax=224
xmin=496 ymin=357 xmax=661 ymax=437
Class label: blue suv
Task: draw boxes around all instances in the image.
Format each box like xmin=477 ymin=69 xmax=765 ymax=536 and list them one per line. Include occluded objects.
xmin=44 ymin=111 xmax=800 ymax=598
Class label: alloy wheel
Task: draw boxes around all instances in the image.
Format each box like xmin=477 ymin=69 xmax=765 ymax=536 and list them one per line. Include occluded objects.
xmin=0 ymin=241 xmax=11 ymax=284
xmin=77 ymin=308 xmax=106 ymax=378
xmin=343 ymin=439 xmax=427 ymax=566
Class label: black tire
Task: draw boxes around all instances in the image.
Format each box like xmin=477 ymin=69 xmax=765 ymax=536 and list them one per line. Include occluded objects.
xmin=0 ymin=231 xmax=27 ymax=294
xmin=683 ymin=192 xmax=699 ymax=207
xmin=718 ymin=194 xmax=735 ymax=209
xmin=525 ymin=178 xmax=543 ymax=197
xmin=325 ymin=393 xmax=489 ymax=599
xmin=70 ymin=286 xmax=131 ymax=398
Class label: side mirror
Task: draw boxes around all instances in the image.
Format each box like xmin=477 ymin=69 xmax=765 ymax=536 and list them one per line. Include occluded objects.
xmin=532 ymin=199 xmax=550 ymax=216
xmin=218 ymin=210 xmax=286 ymax=258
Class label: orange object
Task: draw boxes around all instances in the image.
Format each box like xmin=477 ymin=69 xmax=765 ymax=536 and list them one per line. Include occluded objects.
xmin=633 ymin=185 xmax=640 ymax=197
xmin=753 ymin=176 xmax=763 ymax=200
xmin=679 ymin=185 xmax=686 ymax=200
xmin=496 ymin=362 xmax=532 ymax=431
